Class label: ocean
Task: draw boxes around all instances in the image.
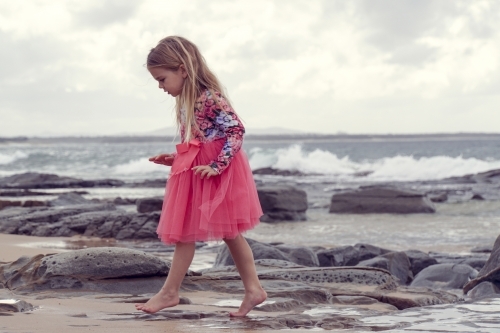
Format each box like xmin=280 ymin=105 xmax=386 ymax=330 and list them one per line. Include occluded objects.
xmin=2 ymin=133 xmax=500 ymax=183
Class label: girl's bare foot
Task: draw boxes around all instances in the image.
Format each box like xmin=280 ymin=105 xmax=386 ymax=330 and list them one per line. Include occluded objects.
xmin=229 ymin=288 xmax=267 ymax=317
xmin=134 ymin=290 xmax=179 ymax=314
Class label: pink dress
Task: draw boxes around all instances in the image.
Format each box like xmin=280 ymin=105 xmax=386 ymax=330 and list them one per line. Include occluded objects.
xmin=156 ymin=89 xmax=263 ymax=244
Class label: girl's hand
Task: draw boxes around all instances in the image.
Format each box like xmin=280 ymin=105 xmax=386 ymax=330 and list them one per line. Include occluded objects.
xmin=192 ymin=165 xmax=218 ymax=179
xmin=149 ymin=154 xmax=175 ymax=166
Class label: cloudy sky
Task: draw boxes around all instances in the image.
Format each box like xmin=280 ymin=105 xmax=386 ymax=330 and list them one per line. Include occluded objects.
xmin=1 ymin=0 xmax=499 ymax=136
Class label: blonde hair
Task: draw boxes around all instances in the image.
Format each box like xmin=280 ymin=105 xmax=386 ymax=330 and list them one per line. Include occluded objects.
xmin=147 ymin=36 xmax=230 ymax=141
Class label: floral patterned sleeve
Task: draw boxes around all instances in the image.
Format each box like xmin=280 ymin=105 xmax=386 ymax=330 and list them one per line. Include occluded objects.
xmin=206 ymin=94 xmax=245 ymax=174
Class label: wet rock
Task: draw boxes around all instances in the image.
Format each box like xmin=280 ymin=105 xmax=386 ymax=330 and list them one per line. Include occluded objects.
xmin=214 ymin=238 xmax=318 ymax=267
xmin=461 ymin=258 xmax=487 ymax=271
xmin=404 ymin=249 xmax=438 ymax=276
xmin=354 ymin=243 xmax=393 ymax=261
xmin=0 ymin=189 xmax=52 ymax=197
xmin=127 ymin=179 xmax=166 ymax=188
xmin=0 ymin=299 xmax=34 ymax=312
xmin=316 ymin=245 xmax=360 ymax=267
xmin=22 ymin=200 xmax=46 ymax=208
xmin=200 ymin=259 xmax=305 ymax=275
xmin=329 ymin=186 xmax=436 ymax=214
xmin=357 ymin=251 xmax=413 ymax=285
xmin=256 ymin=298 xmax=305 ymax=312
xmin=463 ymin=234 xmax=500 ymax=294
xmin=0 ymin=172 xmax=124 ymax=189
xmin=257 ymin=185 xmax=308 ymax=222
xmin=136 ymin=197 xmax=163 ymax=213
xmin=467 ymin=281 xmax=500 ymax=300
xmin=411 ymin=264 xmax=478 ymax=289
xmin=472 ymin=168 xmax=500 ymax=184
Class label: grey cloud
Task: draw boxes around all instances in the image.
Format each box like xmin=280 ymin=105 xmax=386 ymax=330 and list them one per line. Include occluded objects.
xmin=71 ymin=0 xmax=140 ymax=28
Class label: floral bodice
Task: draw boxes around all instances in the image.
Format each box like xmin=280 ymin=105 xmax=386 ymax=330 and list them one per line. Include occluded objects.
xmin=180 ymin=90 xmax=244 ymax=174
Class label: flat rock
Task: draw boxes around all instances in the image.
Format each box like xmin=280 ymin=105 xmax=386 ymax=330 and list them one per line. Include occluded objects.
xmin=411 ymin=263 xmax=478 ymax=289
xmin=257 ymin=185 xmax=308 ymax=222
xmin=49 ymin=192 xmax=94 ymax=206
xmin=0 ymin=172 xmax=124 ymax=189
xmin=329 ymin=186 xmax=436 ymax=214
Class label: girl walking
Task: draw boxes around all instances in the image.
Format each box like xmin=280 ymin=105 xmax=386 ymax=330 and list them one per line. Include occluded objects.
xmin=134 ymin=36 xmax=267 ymax=317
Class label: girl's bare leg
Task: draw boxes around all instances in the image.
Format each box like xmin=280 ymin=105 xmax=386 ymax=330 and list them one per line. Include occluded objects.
xmin=223 ymin=235 xmax=267 ymax=317
xmin=135 ymin=242 xmax=195 ymax=313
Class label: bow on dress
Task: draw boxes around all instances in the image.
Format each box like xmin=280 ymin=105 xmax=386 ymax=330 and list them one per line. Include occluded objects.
xmin=170 ymin=139 xmax=202 ymax=175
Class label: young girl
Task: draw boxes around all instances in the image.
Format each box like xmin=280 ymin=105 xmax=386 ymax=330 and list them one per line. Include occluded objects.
xmin=134 ymin=36 xmax=267 ymax=317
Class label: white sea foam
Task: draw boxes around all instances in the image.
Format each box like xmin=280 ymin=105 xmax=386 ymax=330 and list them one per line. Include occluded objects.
xmin=0 ymin=151 xmax=28 ymax=165
xmin=113 ymin=157 xmax=169 ymax=175
xmin=248 ymin=145 xmax=500 ymax=182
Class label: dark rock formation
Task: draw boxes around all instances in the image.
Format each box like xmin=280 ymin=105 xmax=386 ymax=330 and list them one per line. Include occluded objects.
xmin=411 ymin=264 xmax=478 ymax=289
xmin=0 ymin=204 xmax=160 ymax=240
xmin=464 ymin=234 xmax=500 ymax=294
xmin=0 ymin=248 xmax=196 ymax=293
xmin=357 ymin=252 xmax=413 ymax=285
xmin=136 ymin=197 xmax=164 ymax=213
xmin=253 ymin=167 xmax=306 ymax=176
xmin=0 ymin=172 xmax=124 ymax=189
xmin=467 ymin=281 xmax=500 ymax=300
xmin=428 ymin=192 xmax=448 ymax=203
xmin=329 ymin=186 xmax=436 ymax=214
xmin=257 ymin=185 xmax=308 ymax=222
xmin=404 ymin=250 xmax=438 ymax=276
xmin=214 ymin=238 xmax=318 ymax=267
xmin=354 ymin=243 xmax=393 ymax=261
xmin=316 ymin=245 xmax=360 ymax=267
xmin=48 ymin=192 xmax=94 ymax=206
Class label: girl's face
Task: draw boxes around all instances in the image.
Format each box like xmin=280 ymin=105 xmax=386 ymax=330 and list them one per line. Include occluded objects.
xmin=148 ymin=66 xmax=186 ymax=97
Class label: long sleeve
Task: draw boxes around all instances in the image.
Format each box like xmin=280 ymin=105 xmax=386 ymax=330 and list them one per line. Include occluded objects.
xmin=205 ymin=93 xmax=245 ymax=174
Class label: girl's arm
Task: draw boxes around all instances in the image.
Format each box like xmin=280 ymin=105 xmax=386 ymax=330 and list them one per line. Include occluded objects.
xmin=206 ymin=94 xmax=245 ymax=174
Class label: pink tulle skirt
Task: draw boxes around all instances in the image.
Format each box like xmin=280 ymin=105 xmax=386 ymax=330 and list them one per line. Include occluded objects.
xmin=157 ymin=139 xmax=263 ymax=244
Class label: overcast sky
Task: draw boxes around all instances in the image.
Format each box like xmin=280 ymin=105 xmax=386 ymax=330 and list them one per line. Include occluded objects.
xmin=1 ymin=0 xmax=499 ymax=136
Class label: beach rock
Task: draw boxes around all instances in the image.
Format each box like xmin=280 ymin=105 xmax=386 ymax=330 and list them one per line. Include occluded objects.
xmin=467 ymin=281 xmax=500 ymax=300
xmin=214 ymin=238 xmax=318 ymax=267
xmin=0 ymin=172 xmax=124 ymax=189
xmin=404 ymin=250 xmax=438 ymax=276
xmin=354 ymin=243 xmax=393 ymax=261
xmin=472 ymin=168 xmax=500 ymax=184
xmin=257 ymin=185 xmax=308 ymax=222
xmin=21 ymin=200 xmax=45 ymax=207
xmin=136 ymin=197 xmax=163 ymax=213
xmin=0 ymin=299 xmax=34 ymax=312
xmin=471 ymin=193 xmax=485 ymax=200
xmin=0 ymin=248 xmax=189 ymax=292
xmin=0 ymin=203 xmax=160 ymax=240
xmin=48 ymin=192 xmax=93 ymax=206
xmin=357 ymin=252 xmax=413 ymax=285
xmin=127 ymin=179 xmax=166 ymax=188
xmin=113 ymin=197 xmax=137 ymax=205
xmin=316 ymin=246 xmax=360 ymax=267
xmin=463 ymin=235 xmax=500 ymax=294
xmin=253 ymin=167 xmax=306 ymax=176
xmin=329 ymin=186 xmax=436 ymax=214
xmin=411 ymin=264 xmax=478 ymax=289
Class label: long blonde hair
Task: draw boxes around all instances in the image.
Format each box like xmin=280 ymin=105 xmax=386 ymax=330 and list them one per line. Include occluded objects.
xmin=147 ymin=36 xmax=230 ymax=141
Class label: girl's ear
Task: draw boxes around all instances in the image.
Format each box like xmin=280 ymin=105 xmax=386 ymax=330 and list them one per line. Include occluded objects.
xmin=179 ymin=64 xmax=188 ymax=79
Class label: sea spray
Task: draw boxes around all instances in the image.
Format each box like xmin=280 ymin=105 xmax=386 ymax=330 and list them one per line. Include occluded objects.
xmin=248 ymin=144 xmax=500 ymax=182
